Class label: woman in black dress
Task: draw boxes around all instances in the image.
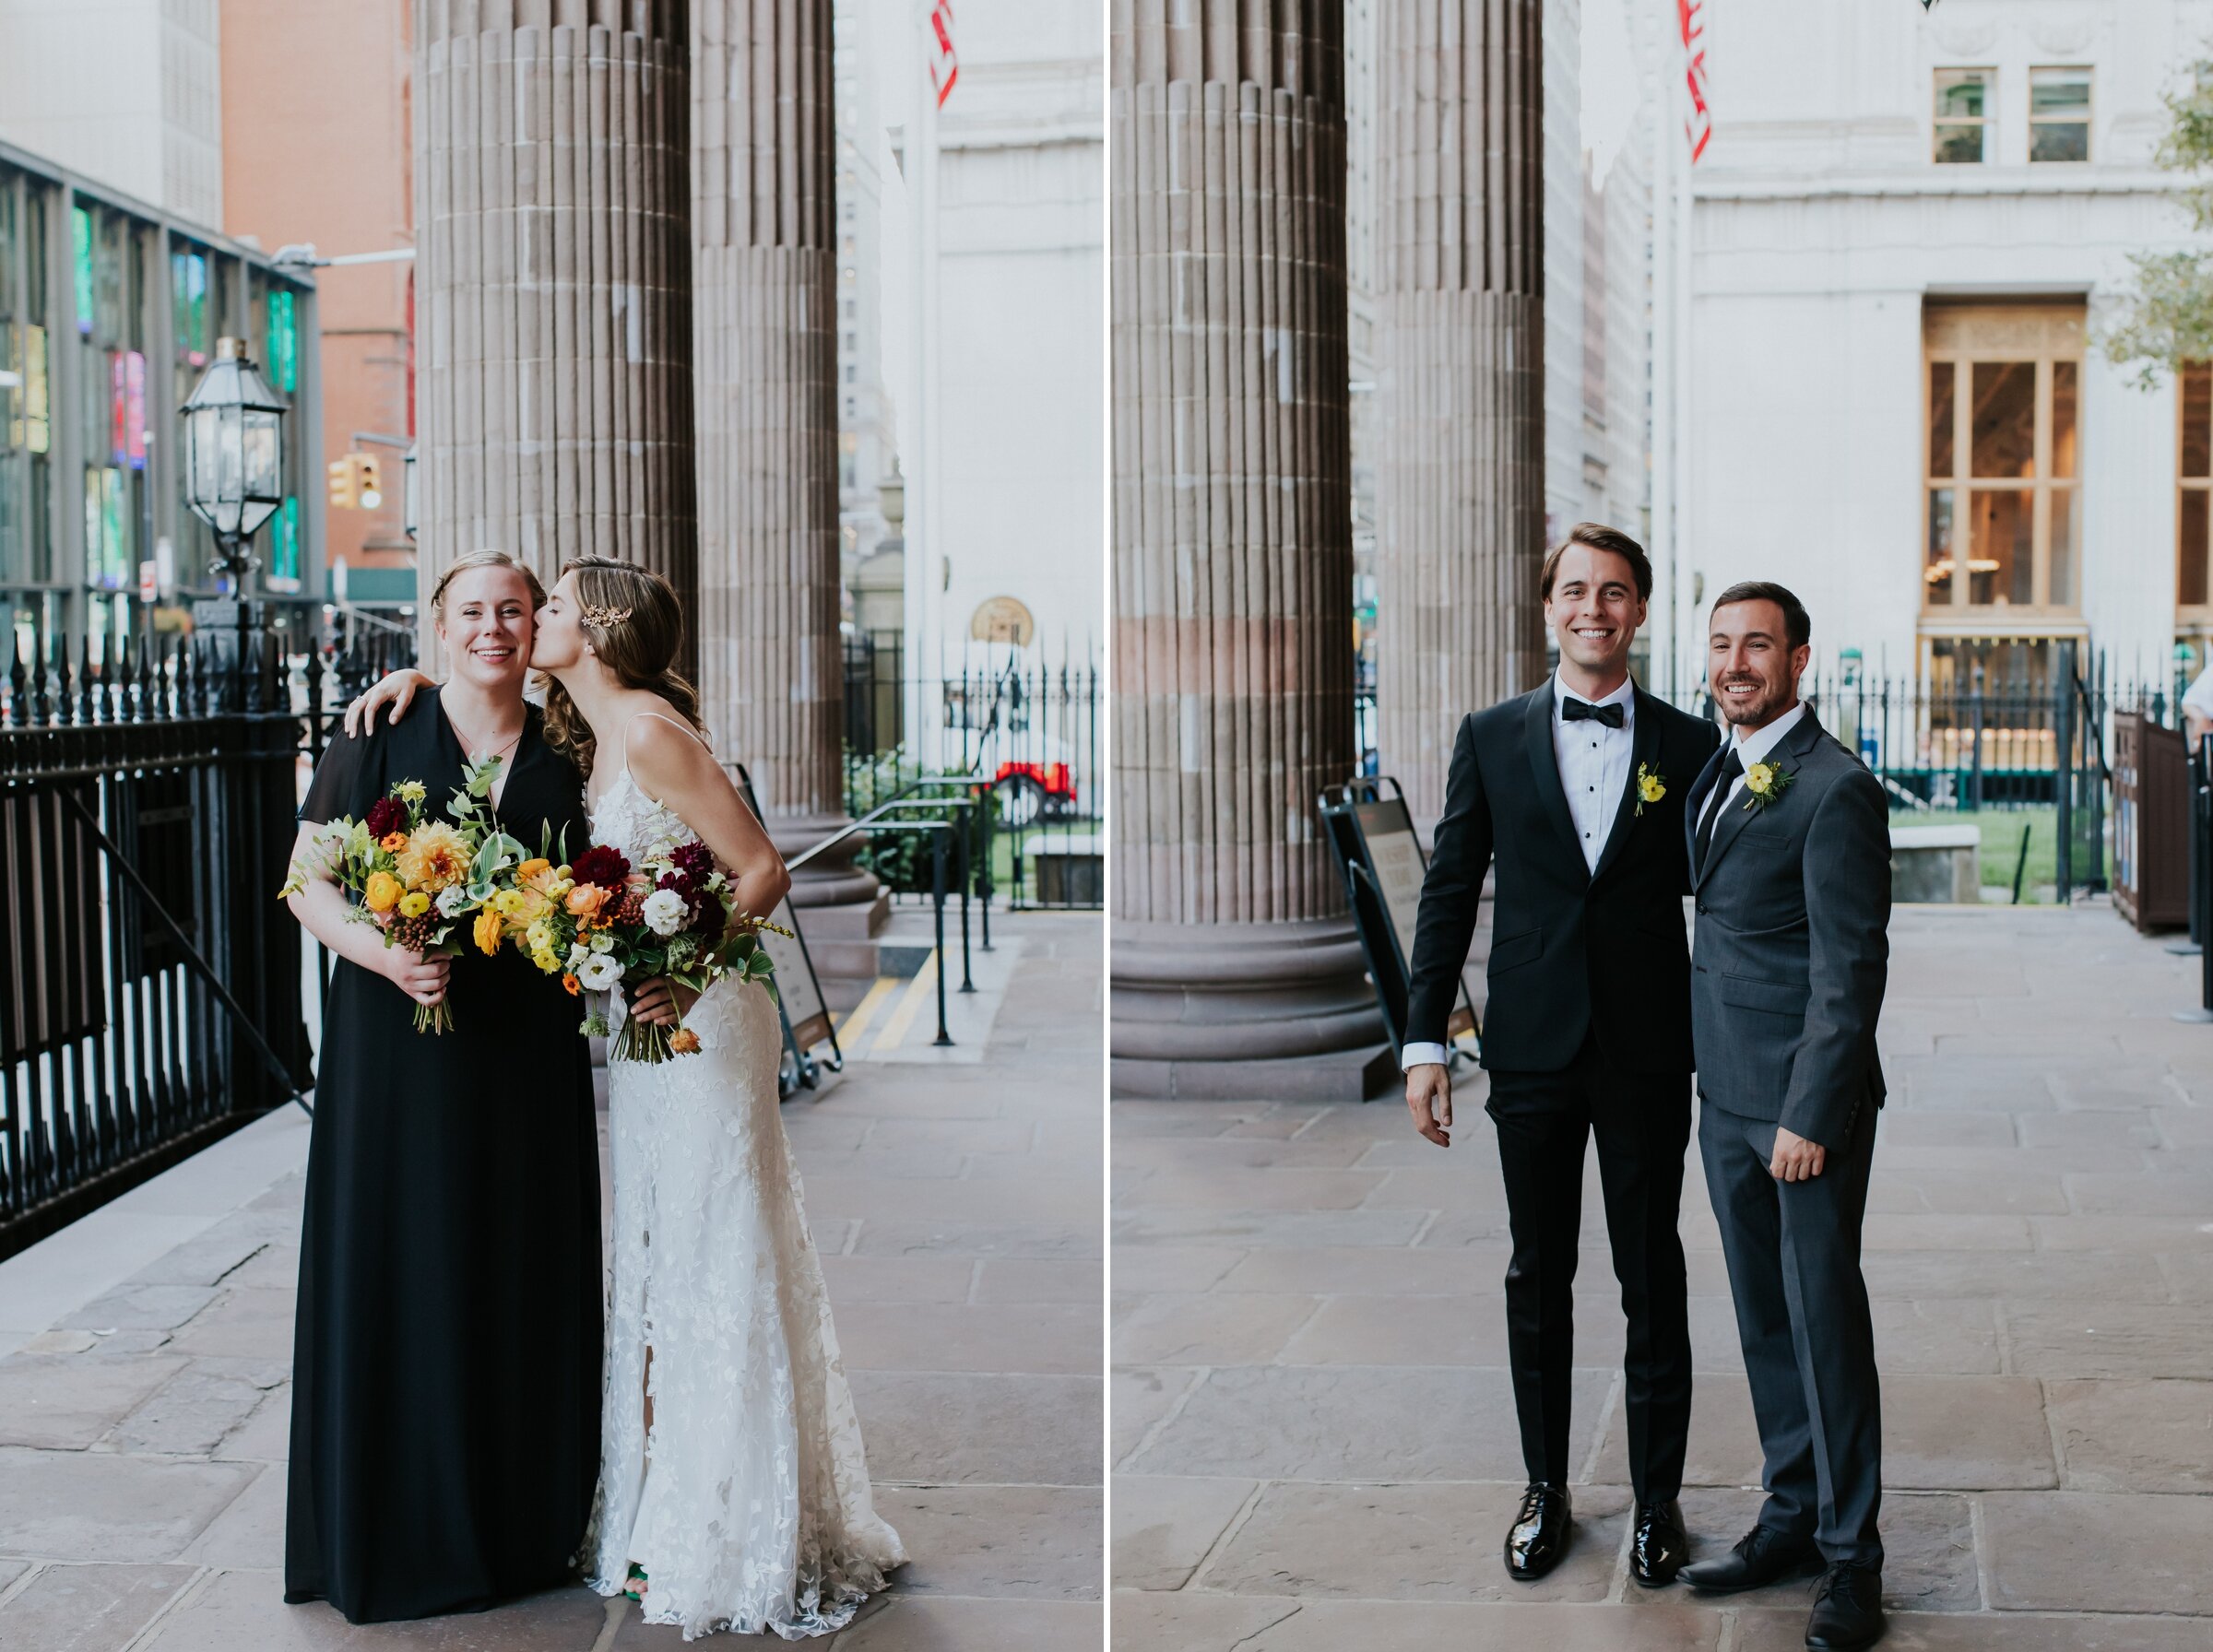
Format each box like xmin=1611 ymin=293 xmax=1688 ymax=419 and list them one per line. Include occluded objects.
xmin=281 ymin=550 xmax=600 ymax=1622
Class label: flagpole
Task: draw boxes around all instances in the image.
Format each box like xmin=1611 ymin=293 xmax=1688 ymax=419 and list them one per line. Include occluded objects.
xmin=1674 ymin=2 xmax=1696 ymax=690
xmin=1651 ymin=0 xmax=1677 ymax=692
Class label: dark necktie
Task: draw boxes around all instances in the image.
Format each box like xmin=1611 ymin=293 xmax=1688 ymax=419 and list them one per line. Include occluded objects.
xmin=1695 ymin=749 xmax=1745 ymax=872
xmin=1561 ymin=697 xmax=1624 ymax=727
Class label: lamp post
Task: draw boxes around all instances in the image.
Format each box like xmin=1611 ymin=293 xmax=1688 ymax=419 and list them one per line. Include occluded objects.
xmin=180 ymin=336 xmax=289 ymax=589
xmin=403 ymin=443 xmax=418 ymax=541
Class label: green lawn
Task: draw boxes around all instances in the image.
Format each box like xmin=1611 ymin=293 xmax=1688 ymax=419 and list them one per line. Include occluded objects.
xmin=1903 ymin=806 xmax=2114 ymax=901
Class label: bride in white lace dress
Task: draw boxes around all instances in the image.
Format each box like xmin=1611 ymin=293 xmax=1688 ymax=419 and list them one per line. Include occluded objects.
xmin=533 ymin=557 xmax=905 ymax=1638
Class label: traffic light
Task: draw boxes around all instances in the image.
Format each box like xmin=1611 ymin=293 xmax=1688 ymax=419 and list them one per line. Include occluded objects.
xmin=358 ymin=454 xmax=384 ymax=511
xmin=326 ymin=455 xmax=355 ymax=511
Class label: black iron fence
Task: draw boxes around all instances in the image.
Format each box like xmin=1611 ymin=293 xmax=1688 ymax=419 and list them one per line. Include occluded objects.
xmin=0 ymin=604 xmax=415 ymax=1261
xmin=842 ymin=639 xmax=1101 ymax=910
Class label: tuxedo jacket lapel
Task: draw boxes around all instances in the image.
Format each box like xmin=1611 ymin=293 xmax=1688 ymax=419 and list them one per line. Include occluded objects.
xmin=1685 ymin=738 xmax=1730 ymax=879
xmin=1694 ymin=710 xmax=1823 ymax=890
xmin=1523 ymin=688 xmax=1585 ymax=879
xmin=1591 ymin=688 xmax=1663 ymax=883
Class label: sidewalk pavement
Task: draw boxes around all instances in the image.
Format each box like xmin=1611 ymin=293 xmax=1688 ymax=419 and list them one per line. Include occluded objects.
xmin=0 ymin=911 xmax=1102 ymax=1650
xmin=1111 ymin=903 xmax=2213 ymax=1650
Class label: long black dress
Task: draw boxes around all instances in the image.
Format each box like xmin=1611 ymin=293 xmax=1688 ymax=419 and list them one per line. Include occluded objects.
xmin=285 ymin=690 xmax=601 ymax=1623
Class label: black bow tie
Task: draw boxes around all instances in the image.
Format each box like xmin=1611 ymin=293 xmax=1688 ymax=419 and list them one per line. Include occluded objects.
xmin=1561 ymin=698 xmax=1625 ymax=728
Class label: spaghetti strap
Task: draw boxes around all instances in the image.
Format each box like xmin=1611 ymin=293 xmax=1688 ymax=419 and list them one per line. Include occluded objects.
xmin=620 ymin=708 xmax=712 ymax=761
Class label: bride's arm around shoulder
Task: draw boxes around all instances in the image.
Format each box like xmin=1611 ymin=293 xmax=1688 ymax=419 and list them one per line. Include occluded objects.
xmin=624 ymin=712 xmax=791 ymax=919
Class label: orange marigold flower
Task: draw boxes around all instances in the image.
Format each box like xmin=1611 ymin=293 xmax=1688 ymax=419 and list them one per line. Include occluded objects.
xmin=380 ymin=832 xmax=408 ymax=853
xmin=562 ymin=974 xmax=581 ymax=996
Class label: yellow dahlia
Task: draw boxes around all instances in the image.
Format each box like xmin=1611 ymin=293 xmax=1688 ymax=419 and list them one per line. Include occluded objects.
xmin=395 ymin=820 xmax=470 ymax=891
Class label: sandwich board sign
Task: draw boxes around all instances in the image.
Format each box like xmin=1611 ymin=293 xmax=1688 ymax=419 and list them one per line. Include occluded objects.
xmin=1319 ymin=776 xmax=1480 ymax=1068
xmin=732 ymin=765 xmax=841 ymax=1093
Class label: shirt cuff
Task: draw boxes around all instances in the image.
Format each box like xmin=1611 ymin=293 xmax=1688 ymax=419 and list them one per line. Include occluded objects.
xmin=1401 ymin=1042 xmax=1450 ymax=1071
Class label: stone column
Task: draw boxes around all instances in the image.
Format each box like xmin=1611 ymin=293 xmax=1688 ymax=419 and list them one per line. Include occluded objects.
xmin=1374 ymin=0 xmax=1547 ymax=828
xmin=1109 ymin=0 xmax=1391 ymax=1099
xmin=688 ymin=0 xmax=882 ymax=934
xmin=413 ymin=0 xmax=697 ymax=667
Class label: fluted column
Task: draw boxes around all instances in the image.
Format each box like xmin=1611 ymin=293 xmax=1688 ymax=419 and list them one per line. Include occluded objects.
xmin=1374 ymin=0 xmax=1547 ymax=828
xmin=689 ymin=0 xmax=875 ymax=909
xmin=1109 ymin=0 xmax=1389 ymax=1099
xmin=413 ymin=0 xmax=696 ymax=667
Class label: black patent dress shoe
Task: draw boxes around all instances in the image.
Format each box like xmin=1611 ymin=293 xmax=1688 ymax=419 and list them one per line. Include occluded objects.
xmin=1679 ymin=1521 xmax=1817 ymax=1592
xmin=1805 ymin=1561 xmax=1886 ymax=1649
xmin=1629 ymin=1498 xmax=1688 ymax=1587
xmin=1503 ymin=1481 xmax=1570 ymax=1580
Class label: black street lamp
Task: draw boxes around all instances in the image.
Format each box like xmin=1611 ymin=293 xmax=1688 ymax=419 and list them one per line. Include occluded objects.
xmin=403 ymin=442 xmax=419 ymax=540
xmin=180 ymin=336 xmax=289 ymax=585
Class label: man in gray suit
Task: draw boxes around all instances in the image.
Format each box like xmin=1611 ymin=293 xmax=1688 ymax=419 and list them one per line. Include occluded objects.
xmin=1677 ymin=583 xmax=1890 ymax=1652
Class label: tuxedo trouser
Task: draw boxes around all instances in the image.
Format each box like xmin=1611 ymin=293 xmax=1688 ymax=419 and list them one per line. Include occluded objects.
xmin=1698 ymin=1098 xmax=1884 ymax=1566
xmin=1486 ymin=1034 xmax=1693 ymax=1504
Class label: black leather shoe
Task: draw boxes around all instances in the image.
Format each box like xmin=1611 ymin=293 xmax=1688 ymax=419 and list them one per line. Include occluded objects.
xmin=1503 ymin=1482 xmax=1570 ymax=1580
xmin=1680 ymin=1522 xmax=1817 ymax=1592
xmin=1805 ymin=1561 xmax=1886 ymax=1649
xmin=1629 ymin=1498 xmax=1688 ymax=1587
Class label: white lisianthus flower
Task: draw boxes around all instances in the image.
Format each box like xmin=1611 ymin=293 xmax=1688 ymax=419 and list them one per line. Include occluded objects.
xmin=642 ymin=888 xmax=688 ymax=937
xmin=564 ymin=943 xmax=592 ymax=974
xmin=589 ymin=932 xmax=616 ymax=954
xmin=435 ymin=885 xmax=468 ymax=918
xmin=576 ymin=952 xmax=625 ymax=992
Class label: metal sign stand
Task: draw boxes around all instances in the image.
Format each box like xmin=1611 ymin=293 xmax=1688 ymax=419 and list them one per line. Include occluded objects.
xmin=732 ymin=766 xmax=844 ymax=1097
xmin=1319 ymin=775 xmax=1480 ymax=1081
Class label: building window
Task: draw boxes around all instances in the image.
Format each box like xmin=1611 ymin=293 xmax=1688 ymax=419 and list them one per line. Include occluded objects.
xmin=1934 ymin=69 xmax=1993 ymax=163
xmin=1923 ymin=304 xmax=2083 ymax=617
xmin=2030 ymin=67 xmax=2091 ymax=162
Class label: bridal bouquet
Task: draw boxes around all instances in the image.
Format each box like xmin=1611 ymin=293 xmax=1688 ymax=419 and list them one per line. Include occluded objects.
xmin=497 ymin=837 xmax=786 ymax=1063
xmin=278 ymin=755 xmax=530 ymax=1033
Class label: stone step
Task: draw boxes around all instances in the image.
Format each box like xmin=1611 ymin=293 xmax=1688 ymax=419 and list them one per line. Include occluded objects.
xmin=791 ymin=888 xmax=892 ymax=939
xmin=1113 ymin=1042 xmax=1400 ymax=1102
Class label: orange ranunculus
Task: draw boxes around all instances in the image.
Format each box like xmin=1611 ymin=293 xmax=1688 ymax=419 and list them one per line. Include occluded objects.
xmin=473 ymin=907 xmax=503 ymax=957
xmin=565 ymin=884 xmax=608 ymax=918
xmin=363 ymin=871 xmax=403 ymax=914
xmin=668 ymin=1028 xmax=701 ymax=1056
xmin=562 ymin=974 xmax=581 ymax=996
xmin=380 ymin=831 xmax=408 ymax=852
xmin=516 ymin=857 xmax=551 ymax=882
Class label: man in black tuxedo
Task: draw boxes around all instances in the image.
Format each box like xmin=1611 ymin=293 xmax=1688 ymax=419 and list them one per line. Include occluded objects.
xmin=1677 ymin=584 xmax=1890 ymax=1651
xmin=1402 ymin=524 xmax=1721 ymax=1586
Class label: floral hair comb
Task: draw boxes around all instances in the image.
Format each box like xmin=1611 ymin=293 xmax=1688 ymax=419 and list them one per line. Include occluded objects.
xmin=581 ymin=601 xmax=633 ymax=631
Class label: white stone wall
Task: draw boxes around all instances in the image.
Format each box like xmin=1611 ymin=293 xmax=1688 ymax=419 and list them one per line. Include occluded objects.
xmin=0 ymin=0 xmax=219 ymax=227
xmin=1676 ymin=0 xmax=2203 ymax=681
xmin=881 ymin=0 xmax=1103 ymax=673
xmin=836 ymin=0 xmax=895 ymax=582
xmin=1544 ymin=0 xmax=1587 ymax=543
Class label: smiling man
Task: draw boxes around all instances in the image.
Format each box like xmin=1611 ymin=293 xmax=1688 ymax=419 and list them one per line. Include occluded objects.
xmin=1401 ymin=524 xmax=1720 ymax=1586
xmin=1680 ymin=582 xmax=1891 ymax=1651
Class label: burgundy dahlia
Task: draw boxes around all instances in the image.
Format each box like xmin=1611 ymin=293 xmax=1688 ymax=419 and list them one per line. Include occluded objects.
xmin=571 ymin=844 xmax=632 ymax=890
xmin=364 ymin=796 xmax=408 ymax=840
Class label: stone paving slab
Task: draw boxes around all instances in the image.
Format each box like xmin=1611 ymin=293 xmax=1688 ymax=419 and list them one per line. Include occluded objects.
xmin=1111 ymin=905 xmax=2213 ymax=1640
xmin=0 ymin=912 xmax=1104 ymax=1650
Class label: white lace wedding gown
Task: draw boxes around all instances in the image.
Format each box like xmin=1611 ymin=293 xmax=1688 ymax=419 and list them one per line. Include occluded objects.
xmin=582 ymin=721 xmax=905 ymax=1639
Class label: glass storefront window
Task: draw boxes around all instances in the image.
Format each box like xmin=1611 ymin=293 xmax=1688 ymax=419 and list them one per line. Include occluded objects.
xmin=1923 ymin=305 xmax=2084 ymax=616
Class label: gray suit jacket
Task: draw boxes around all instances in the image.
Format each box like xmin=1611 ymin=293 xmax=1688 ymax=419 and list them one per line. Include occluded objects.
xmin=1686 ymin=710 xmax=1890 ymax=1150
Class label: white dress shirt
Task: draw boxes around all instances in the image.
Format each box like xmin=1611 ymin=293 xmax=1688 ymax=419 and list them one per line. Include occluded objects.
xmin=1694 ymin=701 xmax=1808 ymax=845
xmin=1402 ymin=672 xmax=1636 ymax=1072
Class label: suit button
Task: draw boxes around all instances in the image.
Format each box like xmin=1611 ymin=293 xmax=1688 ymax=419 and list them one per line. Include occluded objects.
xmin=1696 ymin=903 xmax=1708 ymax=914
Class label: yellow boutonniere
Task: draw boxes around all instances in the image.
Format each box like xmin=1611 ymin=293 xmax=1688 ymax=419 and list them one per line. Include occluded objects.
xmin=1635 ymin=761 xmax=1666 ymax=817
xmin=1740 ymin=760 xmax=1795 ymax=811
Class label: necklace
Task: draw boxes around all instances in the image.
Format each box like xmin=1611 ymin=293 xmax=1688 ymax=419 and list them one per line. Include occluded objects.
xmin=445 ymin=708 xmax=527 ymax=765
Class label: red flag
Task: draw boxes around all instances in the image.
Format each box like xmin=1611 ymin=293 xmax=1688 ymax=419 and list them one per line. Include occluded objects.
xmin=929 ymin=0 xmax=957 ymax=110
xmin=1679 ymin=0 xmax=1711 ymax=163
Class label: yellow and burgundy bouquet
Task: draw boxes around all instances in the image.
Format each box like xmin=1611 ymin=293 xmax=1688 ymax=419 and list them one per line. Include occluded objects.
xmin=279 ymin=754 xmax=531 ymax=1033
xmin=494 ymin=836 xmax=786 ymax=1063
